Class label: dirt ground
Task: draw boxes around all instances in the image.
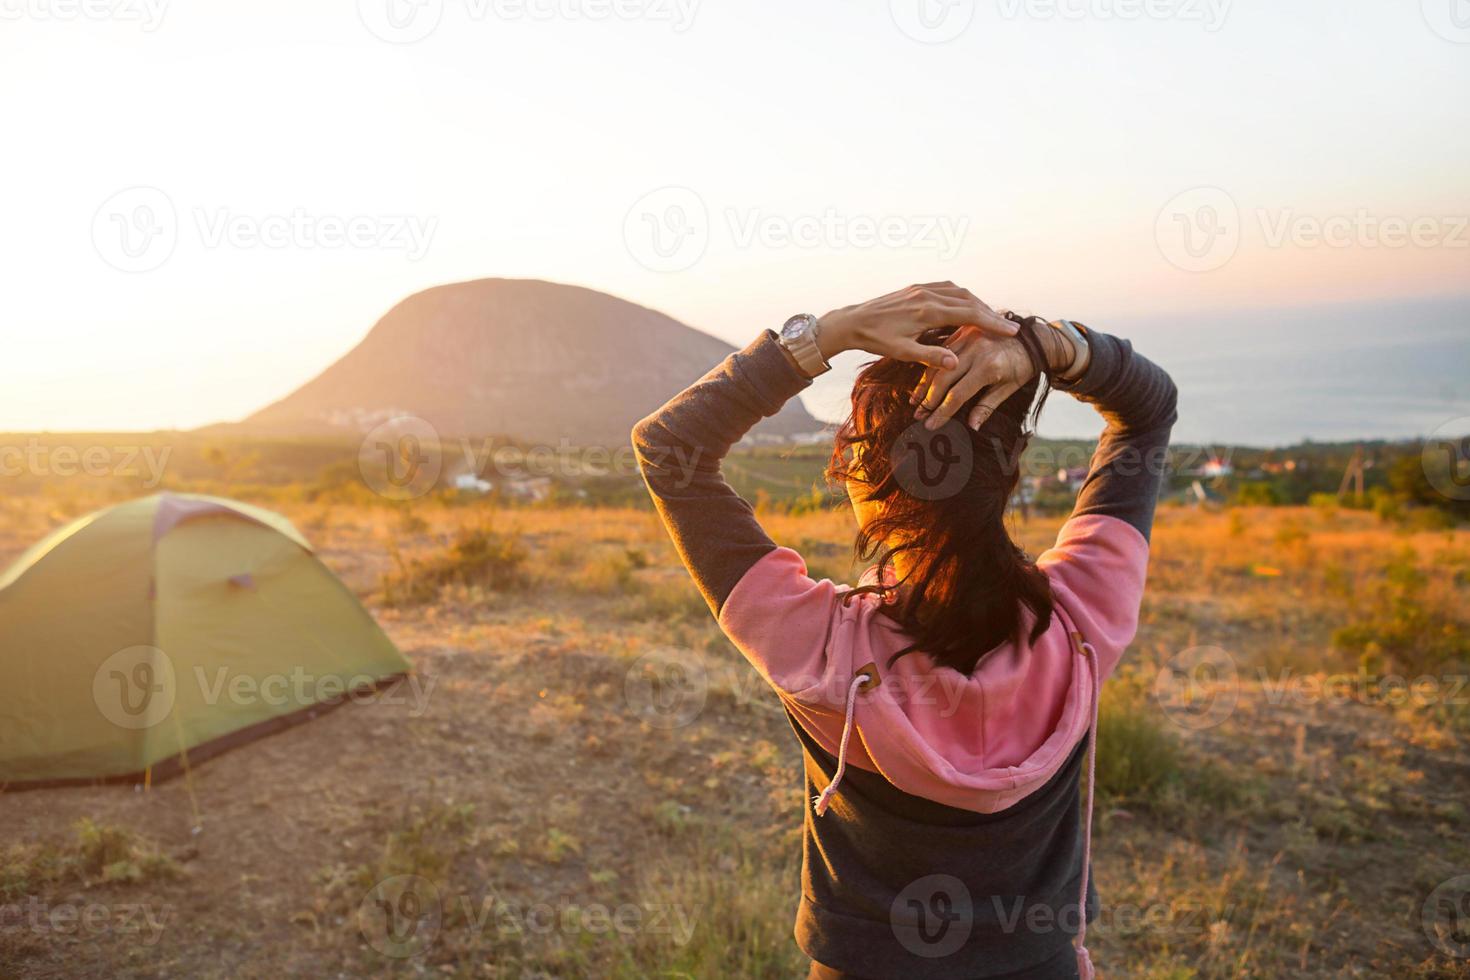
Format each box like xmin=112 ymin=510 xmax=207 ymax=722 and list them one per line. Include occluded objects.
xmin=2 ymin=498 xmax=1469 ymax=978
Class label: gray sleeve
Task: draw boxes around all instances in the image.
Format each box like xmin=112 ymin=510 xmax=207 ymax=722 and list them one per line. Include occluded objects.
xmin=632 ymin=330 xmax=813 ymax=615
xmin=1050 ymin=326 xmax=1179 ymax=542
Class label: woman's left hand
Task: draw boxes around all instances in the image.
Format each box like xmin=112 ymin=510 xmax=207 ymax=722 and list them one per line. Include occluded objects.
xmin=912 ymin=323 xmax=1069 ymax=431
xmin=816 ymin=282 xmax=1018 ymax=370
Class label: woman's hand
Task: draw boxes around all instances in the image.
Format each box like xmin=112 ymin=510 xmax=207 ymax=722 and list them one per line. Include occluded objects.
xmin=817 ymin=282 xmax=1018 ymax=370
xmin=912 ymin=322 xmax=1071 ymax=431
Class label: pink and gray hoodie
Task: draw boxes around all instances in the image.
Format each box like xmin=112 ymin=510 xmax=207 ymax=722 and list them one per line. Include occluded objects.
xmin=633 ymin=324 xmax=1177 ymax=979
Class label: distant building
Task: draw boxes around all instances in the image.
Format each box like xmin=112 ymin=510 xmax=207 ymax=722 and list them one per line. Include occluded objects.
xmin=1199 ymin=457 xmax=1234 ymax=478
xmin=1057 ymin=466 xmax=1089 ymax=491
xmin=502 ymin=476 xmax=553 ymax=502
xmin=452 ymin=473 xmax=493 ymax=494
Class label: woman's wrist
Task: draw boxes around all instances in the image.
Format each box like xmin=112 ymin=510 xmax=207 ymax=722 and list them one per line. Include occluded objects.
xmin=1028 ymin=320 xmax=1069 ymax=374
xmin=815 ymin=310 xmax=852 ymax=360
xmin=1036 ymin=320 xmax=1089 ymax=378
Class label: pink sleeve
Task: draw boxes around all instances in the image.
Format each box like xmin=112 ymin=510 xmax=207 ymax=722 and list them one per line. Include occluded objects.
xmin=715 ymin=547 xmax=864 ymax=711
xmin=1037 ymin=513 xmax=1151 ymax=681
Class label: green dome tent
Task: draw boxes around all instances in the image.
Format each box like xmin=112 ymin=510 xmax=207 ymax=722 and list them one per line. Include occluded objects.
xmin=0 ymin=493 xmax=410 ymax=788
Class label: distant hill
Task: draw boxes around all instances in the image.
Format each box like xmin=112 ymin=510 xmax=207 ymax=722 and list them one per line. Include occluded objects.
xmin=235 ymin=278 xmax=821 ymax=445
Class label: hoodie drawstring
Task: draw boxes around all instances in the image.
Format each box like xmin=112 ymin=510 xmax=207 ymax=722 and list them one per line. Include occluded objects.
xmin=1074 ymin=637 xmax=1100 ymax=980
xmin=812 ymin=671 xmax=870 ymax=816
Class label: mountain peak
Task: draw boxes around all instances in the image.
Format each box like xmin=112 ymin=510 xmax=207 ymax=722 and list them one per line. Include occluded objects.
xmin=240 ymin=278 xmax=821 ymax=444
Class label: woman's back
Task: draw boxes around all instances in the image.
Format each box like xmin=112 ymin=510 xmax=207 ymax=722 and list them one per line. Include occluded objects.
xmin=633 ymin=285 xmax=1177 ymax=978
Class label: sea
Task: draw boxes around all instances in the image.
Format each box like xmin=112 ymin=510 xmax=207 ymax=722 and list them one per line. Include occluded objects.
xmin=807 ymin=293 xmax=1470 ymax=448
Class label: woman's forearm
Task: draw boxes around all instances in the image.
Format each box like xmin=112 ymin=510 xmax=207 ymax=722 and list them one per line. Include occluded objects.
xmin=1050 ymin=325 xmax=1179 ymax=541
xmin=632 ymin=332 xmax=811 ymax=615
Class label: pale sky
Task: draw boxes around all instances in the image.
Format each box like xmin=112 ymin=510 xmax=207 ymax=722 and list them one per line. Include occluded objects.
xmin=2 ymin=0 xmax=1467 ymax=436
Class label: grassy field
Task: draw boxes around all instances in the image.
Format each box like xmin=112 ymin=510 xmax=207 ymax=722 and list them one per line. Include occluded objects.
xmin=2 ymin=487 xmax=1469 ymax=978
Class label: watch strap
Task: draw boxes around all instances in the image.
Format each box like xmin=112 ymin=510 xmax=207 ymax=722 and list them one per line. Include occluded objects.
xmin=1050 ymin=319 xmax=1089 ymax=380
xmin=779 ymin=316 xmax=830 ymax=377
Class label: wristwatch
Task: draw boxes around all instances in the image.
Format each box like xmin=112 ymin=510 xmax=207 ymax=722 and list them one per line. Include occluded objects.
xmin=777 ymin=313 xmax=831 ymax=378
xmin=1048 ymin=319 xmax=1090 ymax=381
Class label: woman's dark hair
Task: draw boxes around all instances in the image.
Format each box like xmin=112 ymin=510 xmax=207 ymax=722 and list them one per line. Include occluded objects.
xmin=826 ymin=319 xmax=1054 ymax=676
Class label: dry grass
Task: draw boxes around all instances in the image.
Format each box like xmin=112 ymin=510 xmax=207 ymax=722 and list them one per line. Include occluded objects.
xmin=1 ymin=492 xmax=1468 ymax=977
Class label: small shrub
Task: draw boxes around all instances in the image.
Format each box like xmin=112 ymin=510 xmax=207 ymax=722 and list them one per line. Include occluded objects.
xmin=381 ymin=523 xmax=528 ymax=605
xmin=1331 ymin=547 xmax=1470 ymax=673
xmin=624 ymin=577 xmax=708 ymax=622
xmin=1097 ymin=676 xmax=1183 ymax=805
xmin=1308 ymin=493 xmax=1339 ymax=522
xmin=574 ymin=551 xmax=637 ymax=595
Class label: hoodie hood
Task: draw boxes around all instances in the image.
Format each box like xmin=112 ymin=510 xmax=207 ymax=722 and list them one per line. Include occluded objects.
xmin=717 ymin=513 xmax=1148 ymax=814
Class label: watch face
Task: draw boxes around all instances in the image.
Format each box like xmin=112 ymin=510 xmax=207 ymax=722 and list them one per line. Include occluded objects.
xmin=781 ymin=314 xmax=813 ymax=341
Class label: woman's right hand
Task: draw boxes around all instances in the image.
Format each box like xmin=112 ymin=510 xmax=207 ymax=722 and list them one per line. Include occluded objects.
xmin=816 ymin=282 xmax=1018 ymax=370
xmin=912 ymin=321 xmax=1073 ymax=431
